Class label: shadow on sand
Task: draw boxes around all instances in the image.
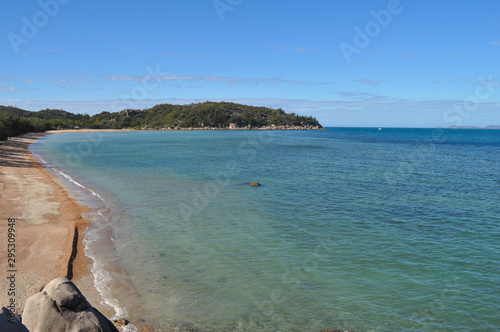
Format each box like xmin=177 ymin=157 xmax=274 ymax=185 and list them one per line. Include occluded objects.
xmin=0 ymin=137 xmax=39 ymax=168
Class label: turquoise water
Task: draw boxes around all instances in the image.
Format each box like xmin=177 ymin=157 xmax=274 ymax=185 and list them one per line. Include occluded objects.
xmin=31 ymin=128 xmax=500 ymax=331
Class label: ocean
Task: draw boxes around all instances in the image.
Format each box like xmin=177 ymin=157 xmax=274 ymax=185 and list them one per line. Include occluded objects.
xmin=30 ymin=128 xmax=500 ymax=331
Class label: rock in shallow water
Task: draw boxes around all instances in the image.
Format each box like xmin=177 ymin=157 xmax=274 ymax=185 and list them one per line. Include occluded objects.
xmin=112 ymin=318 xmax=129 ymax=327
xmin=22 ymin=277 xmax=119 ymax=332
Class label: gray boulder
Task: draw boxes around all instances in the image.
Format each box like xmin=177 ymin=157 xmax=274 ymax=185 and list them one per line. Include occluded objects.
xmin=0 ymin=307 xmax=29 ymax=332
xmin=22 ymin=277 xmax=119 ymax=332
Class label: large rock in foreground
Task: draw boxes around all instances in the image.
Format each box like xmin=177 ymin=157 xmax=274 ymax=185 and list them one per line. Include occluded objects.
xmin=22 ymin=278 xmax=118 ymax=332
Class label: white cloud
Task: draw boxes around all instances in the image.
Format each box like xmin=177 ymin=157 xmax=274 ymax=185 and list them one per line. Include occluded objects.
xmin=330 ymin=91 xmax=383 ymax=99
xmin=101 ymin=73 xmax=331 ymax=86
xmin=26 ymin=48 xmax=61 ymax=53
xmin=0 ymin=84 xmax=16 ymax=92
xmin=157 ymin=51 xmax=182 ymax=56
xmin=3 ymin=96 xmax=499 ymax=128
xmin=353 ymin=78 xmax=387 ymax=87
xmin=402 ymin=51 xmax=415 ymax=60
xmin=294 ymin=46 xmax=313 ymax=52
xmin=3 ymin=71 xmax=331 ymax=93
xmin=264 ymin=43 xmax=285 ymax=51
xmin=369 ymin=49 xmax=387 ymax=55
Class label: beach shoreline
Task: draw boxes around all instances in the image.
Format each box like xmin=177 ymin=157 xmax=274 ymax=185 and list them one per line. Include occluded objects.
xmin=0 ymin=131 xmax=159 ymax=331
xmin=0 ymin=133 xmax=94 ymax=311
xmin=44 ymin=126 xmax=325 ymax=134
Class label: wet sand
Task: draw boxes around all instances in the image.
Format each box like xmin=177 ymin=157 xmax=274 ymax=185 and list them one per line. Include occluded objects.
xmin=0 ymin=132 xmax=161 ymax=331
xmin=0 ymin=133 xmax=114 ymax=312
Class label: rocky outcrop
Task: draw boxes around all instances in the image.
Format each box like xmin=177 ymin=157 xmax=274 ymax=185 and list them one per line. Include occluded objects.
xmin=22 ymin=278 xmax=119 ymax=332
xmin=159 ymin=124 xmax=326 ymax=131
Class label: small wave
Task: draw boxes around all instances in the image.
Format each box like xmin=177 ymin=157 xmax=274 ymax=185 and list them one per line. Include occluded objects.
xmin=83 ymin=234 xmax=139 ymax=332
xmin=54 ymin=168 xmax=108 ymax=206
xmin=30 ymin=138 xmax=136 ymax=330
xmin=30 ymin=141 xmax=109 ymax=207
xmin=29 ymin=146 xmax=51 ymax=167
xmin=83 ymin=229 xmax=128 ymax=319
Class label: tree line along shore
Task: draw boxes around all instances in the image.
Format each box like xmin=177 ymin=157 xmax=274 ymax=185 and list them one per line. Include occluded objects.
xmin=0 ymin=101 xmax=323 ymax=140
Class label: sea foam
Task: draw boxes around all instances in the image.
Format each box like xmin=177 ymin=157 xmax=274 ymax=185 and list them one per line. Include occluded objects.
xmin=29 ymin=140 xmax=137 ymax=331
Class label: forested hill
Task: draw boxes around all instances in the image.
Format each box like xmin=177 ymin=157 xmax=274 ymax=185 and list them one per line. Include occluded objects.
xmin=0 ymin=102 xmax=323 ymax=140
xmin=96 ymin=102 xmax=322 ymax=129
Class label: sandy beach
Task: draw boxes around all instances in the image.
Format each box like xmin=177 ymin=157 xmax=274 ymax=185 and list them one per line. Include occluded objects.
xmin=0 ymin=132 xmax=122 ymax=323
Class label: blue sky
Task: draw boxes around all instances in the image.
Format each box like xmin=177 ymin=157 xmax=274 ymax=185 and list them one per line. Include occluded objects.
xmin=1 ymin=0 xmax=499 ymax=127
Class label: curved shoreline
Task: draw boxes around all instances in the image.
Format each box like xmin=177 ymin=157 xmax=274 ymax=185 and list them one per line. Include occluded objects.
xmin=29 ymin=132 xmax=155 ymax=331
xmin=0 ymin=132 xmax=158 ymax=331
xmin=0 ymin=133 xmax=91 ymax=313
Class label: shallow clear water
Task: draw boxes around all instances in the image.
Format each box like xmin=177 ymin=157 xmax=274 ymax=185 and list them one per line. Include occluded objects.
xmin=31 ymin=128 xmax=500 ymax=331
